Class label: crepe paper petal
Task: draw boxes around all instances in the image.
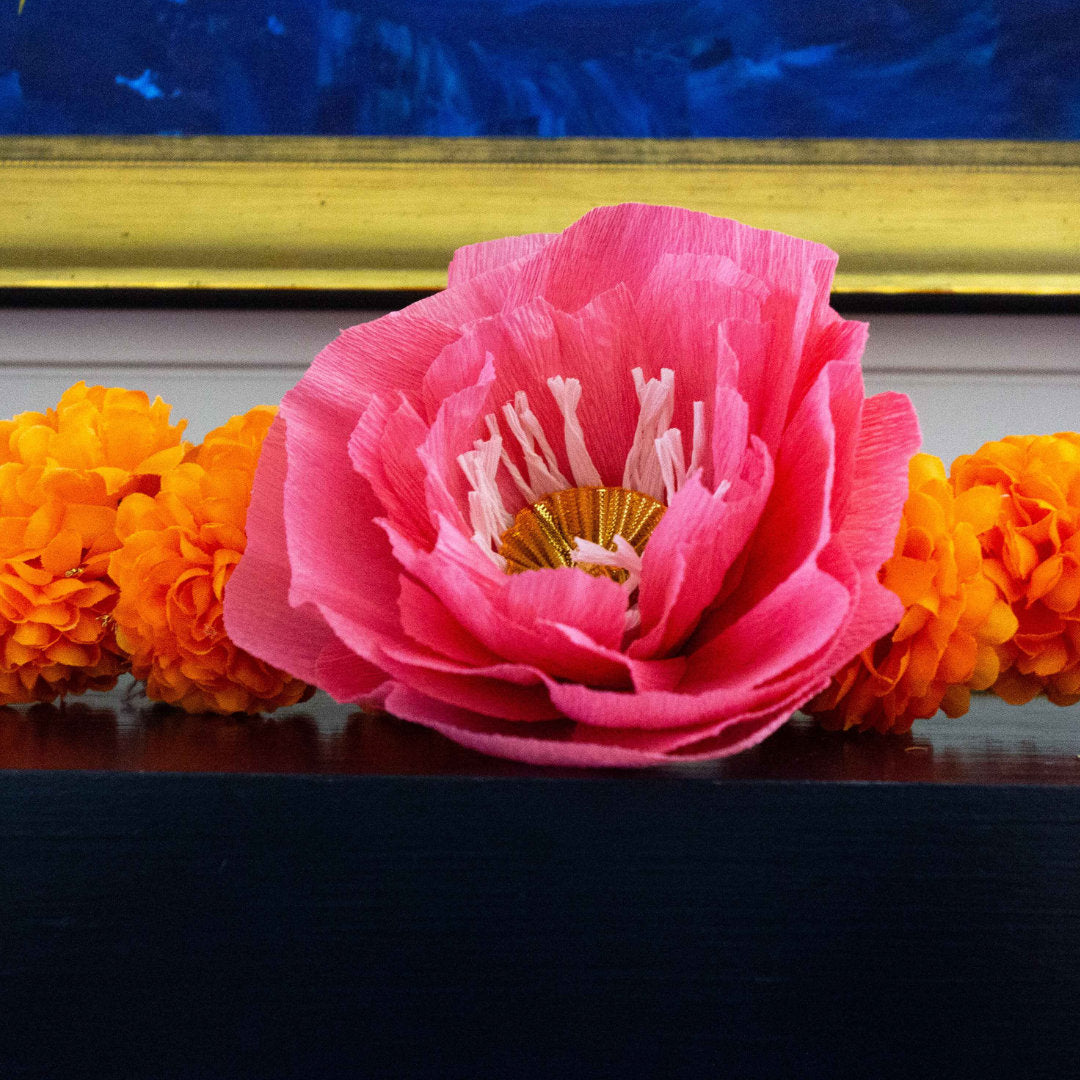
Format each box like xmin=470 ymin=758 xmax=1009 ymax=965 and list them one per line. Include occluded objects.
xmin=228 ymin=203 xmax=919 ymax=767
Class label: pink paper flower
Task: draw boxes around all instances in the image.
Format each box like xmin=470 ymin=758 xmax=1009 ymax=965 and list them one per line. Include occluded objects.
xmin=225 ymin=204 xmax=919 ymax=766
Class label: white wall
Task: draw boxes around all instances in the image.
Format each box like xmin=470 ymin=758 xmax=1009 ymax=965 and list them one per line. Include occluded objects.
xmin=2 ymin=308 xmax=1078 ymax=468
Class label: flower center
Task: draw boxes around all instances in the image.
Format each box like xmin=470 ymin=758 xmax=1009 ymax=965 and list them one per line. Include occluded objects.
xmin=498 ymin=486 xmax=666 ymax=583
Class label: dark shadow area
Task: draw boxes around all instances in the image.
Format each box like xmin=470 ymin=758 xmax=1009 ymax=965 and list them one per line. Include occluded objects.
xmin=2 ymin=288 xmax=1079 ymax=315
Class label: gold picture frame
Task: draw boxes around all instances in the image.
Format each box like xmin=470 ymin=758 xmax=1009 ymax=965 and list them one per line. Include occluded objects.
xmin=1 ymin=136 xmax=1078 ymax=294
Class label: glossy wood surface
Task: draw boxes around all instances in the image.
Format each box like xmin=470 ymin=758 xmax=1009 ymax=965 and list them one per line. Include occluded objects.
xmin=4 ymin=681 xmax=1080 ymax=1078
xmin=2 ymin=676 xmax=1079 ymax=783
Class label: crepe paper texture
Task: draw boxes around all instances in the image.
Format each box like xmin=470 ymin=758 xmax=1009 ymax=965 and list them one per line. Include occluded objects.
xmin=225 ymin=203 xmax=920 ymax=766
xmin=3 ymin=249 xmax=1079 ymax=758
xmin=4 ymin=1 xmax=1078 ymax=138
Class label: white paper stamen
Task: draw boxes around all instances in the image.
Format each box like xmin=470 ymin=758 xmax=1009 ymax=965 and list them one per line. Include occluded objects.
xmin=572 ymin=535 xmax=645 ymax=632
xmin=655 ymin=428 xmax=687 ymax=506
xmin=458 ymin=427 xmax=513 ymax=566
xmin=547 ymin=376 xmax=602 ymax=487
xmin=622 ymin=367 xmax=675 ymax=502
xmin=502 ymin=390 xmax=570 ymax=497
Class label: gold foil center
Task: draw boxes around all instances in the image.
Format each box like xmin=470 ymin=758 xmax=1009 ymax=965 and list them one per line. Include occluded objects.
xmin=498 ymin=486 xmax=666 ymax=583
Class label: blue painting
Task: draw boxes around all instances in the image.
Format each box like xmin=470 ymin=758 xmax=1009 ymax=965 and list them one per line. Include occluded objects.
xmin=2 ymin=0 xmax=1078 ymax=138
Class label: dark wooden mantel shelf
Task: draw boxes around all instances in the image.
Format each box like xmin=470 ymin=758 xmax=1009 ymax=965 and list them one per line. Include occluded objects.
xmin=4 ymin=683 xmax=1079 ymax=1079
xmin=3 ymin=678 xmax=1080 ymax=782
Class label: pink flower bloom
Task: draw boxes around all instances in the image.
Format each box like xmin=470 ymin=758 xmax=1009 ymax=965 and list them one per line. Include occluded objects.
xmin=225 ymin=204 xmax=919 ymax=766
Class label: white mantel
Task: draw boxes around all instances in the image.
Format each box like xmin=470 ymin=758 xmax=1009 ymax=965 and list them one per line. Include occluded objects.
xmin=2 ymin=308 xmax=1078 ymax=468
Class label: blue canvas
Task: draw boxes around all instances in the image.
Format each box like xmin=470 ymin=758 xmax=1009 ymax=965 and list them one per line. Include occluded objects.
xmin=2 ymin=0 xmax=1078 ymax=138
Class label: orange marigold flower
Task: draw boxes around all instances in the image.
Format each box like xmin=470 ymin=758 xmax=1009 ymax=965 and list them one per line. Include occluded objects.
xmin=805 ymin=453 xmax=1017 ymax=732
xmin=109 ymin=406 xmax=311 ymax=715
xmin=951 ymin=433 xmax=1080 ymax=706
xmin=0 ymin=383 xmax=188 ymax=703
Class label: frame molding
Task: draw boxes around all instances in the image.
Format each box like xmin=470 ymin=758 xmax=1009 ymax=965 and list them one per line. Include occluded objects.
xmin=2 ymin=137 xmax=1078 ymax=294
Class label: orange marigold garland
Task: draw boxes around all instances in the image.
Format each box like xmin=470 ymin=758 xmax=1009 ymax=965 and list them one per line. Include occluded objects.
xmin=804 ymin=453 xmax=1018 ymax=733
xmin=108 ymin=406 xmax=312 ymax=715
xmin=952 ymin=434 xmax=1080 ymax=707
xmin=8 ymin=382 xmax=1080 ymax=738
xmin=0 ymin=384 xmax=188 ymax=704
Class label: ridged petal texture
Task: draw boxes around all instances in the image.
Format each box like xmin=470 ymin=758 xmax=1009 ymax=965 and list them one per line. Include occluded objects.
xmin=225 ymin=203 xmax=920 ymax=767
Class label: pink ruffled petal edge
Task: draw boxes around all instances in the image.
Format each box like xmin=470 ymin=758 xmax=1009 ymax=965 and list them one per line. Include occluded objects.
xmin=223 ymin=415 xmax=386 ymax=695
xmin=447 ymin=232 xmax=558 ymax=287
xmin=837 ymin=391 xmax=923 ymax=573
xmin=383 ymin=682 xmax=802 ymax=768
